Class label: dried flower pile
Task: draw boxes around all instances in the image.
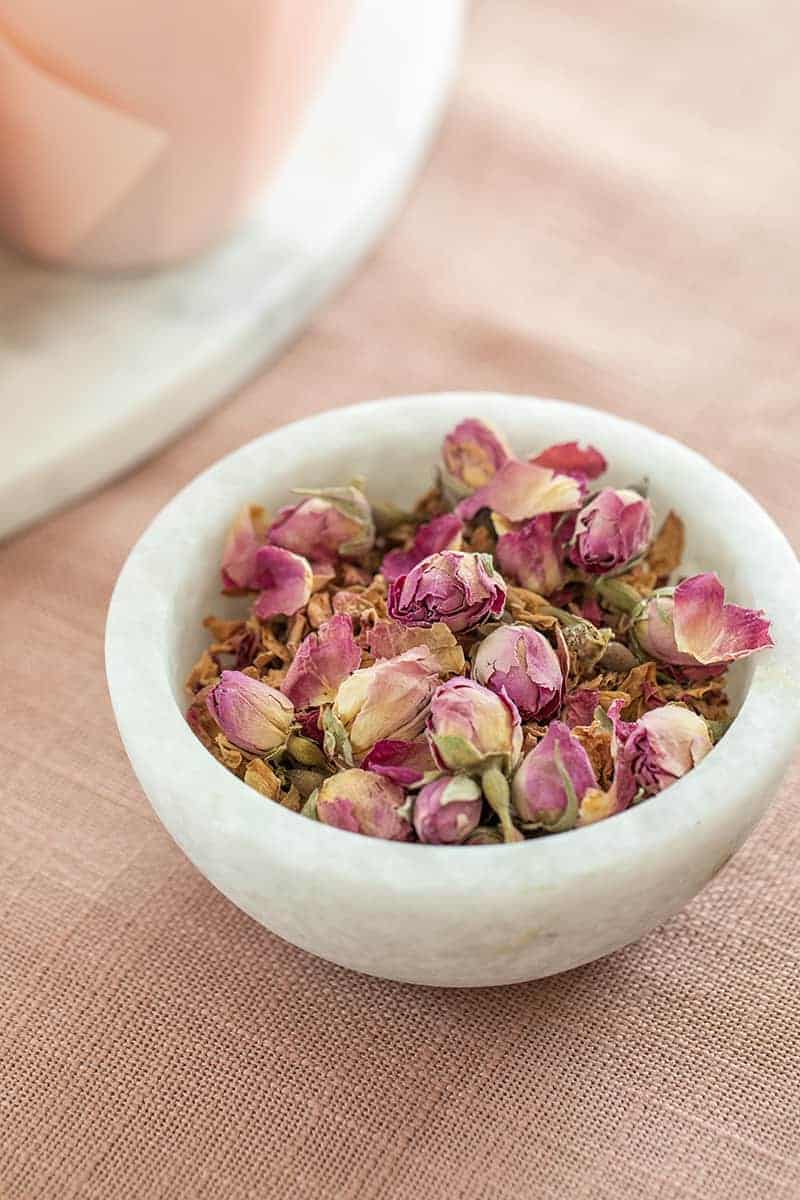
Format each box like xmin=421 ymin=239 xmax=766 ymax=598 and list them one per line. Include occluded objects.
xmin=186 ymin=417 xmax=774 ymax=844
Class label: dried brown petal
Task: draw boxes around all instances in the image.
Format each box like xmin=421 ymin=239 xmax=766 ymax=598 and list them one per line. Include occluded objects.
xmin=307 ymin=592 xmax=333 ymax=628
xmin=185 ymin=650 xmax=220 ymax=695
xmin=647 ymin=511 xmax=685 ymax=580
xmin=571 ymin=720 xmax=614 ymax=788
xmin=244 ymin=757 xmax=282 ymax=800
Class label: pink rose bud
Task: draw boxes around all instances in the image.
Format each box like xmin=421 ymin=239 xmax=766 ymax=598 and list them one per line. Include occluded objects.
xmin=381 ymin=513 xmax=463 ymax=583
xmin=413 ymin=775 xmax=483 ymax=844
xmin=281 ymin=613 xmax=361 ymax=708
xmin=456 ymin=460 xmax=584 ymax=524
xmin=388 ymin=550 xmax=507 ymax=634
xmin=511 ymin=721 xmax=598 ymax=830
xmin=609 ymin=701 xmax=712 ymax=808
xmin=428 ymin=677 xmax=522 ymax=773
xmin=268 ymin=484 xmax=374 ymax=563
xmin=473 ymin=624 xmax=564 ymax=721
xmin=633 ymin=573 xmax=774 ymax=672
xmin=220 ymin=504 xmax=267 ymax=590
xmin=569 ymin=487 xmax=654 ymax=575
xmin=440 ymin=417 xmax=513 ymax=497
xmin=362 ymin=738 xmax=436 ymax=786
xmin=529 ymin=441 xmax=607 ymax=481
xmin=251 ymin=545 xmax=313 ymax=619
xmin=495 ymin=513 xmax=565 ymax=595
xmin=316 ymin=769 xmax=412 ymax=841
xmin=206 ymin=670 xmax=294 ymax=754
xmin=332 ymin=648 xmax=440 ymax=761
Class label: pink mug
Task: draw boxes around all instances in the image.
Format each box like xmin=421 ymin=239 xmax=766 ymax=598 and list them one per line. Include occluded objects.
xmin=0 ymin=0 xmax=352 ymax=269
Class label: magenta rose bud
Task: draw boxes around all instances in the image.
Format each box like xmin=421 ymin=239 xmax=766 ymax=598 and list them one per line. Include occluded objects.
xmin=511 ymin=721 xmax=597 ymax=830
xmin=412 ymin=776 xmax=483 ymax=844
xmin=455 ymin=460 xmax=584 ymax=524
xmin=206 ymin=670 xmax=294 ymax=754
xmin=332 ymin=648 xmax=440 ymax=761
xmin=428 ymin=677 xmax=522 ymax=773
xmin=440 ymin=417 xmax=513 ymax=498
xmin=362 ymin=738 xmax=436 ymax=786
xmin=250 ymin=545 xmax=313 ymax=619
xmin=529 ymin=441 xmax=607 ymax=481
xmin=633 ymin=573 xmax=774 ymax=672
xmin=268 ymin=484 xmax=374 ymax=562
xmin=473 ymin=624 xmax=564 ymax=721
xmin=388 ymin=550 xmax=506 ymax=634
xmin=609 ymin=701 xmax=712 ymax=808
xmin=381 ymin=513 xmax=463 ymax=583
xmin=281 ymin=613 xmax=361 ymax=708
xmin=316 ymin=769 xmax=412 ymax=841
xmin=220 ymin=504 xmax=267 ymax=590
xmin=495 ymin=513 xmax=565 ymax=595
xmin=569 ymin=487 xmax=654 ymax=575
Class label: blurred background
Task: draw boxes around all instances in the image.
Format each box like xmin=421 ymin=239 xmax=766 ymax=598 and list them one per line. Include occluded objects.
xmin=2 ymin=3 xmax=799 ymax=1199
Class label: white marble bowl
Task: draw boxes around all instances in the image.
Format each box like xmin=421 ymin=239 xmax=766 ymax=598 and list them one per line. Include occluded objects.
xmin=106 ymin=394 xmax=800 ymax=986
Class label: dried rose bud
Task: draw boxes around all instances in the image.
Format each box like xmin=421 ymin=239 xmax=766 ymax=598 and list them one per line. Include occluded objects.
xmin=609 ymin=701 xmax=712 ymax=808
xmin=388 ymin=550 xmax=506 ymax=634
xmin=316 ymin=769 xmax=412 ymax=840
xmin=206 ymin=670 xmax=294 ymax=754
xmin=495 ymin=513 xmax=565 ymax=595
xmin=220 ymin=504 xmax=267 ymax=590
xmin=529 ymin=441 xmax=607 ymax=481
xmin=281 ymin=614 xmax=361 ymax=708
xmin=511 ymin=721 xmax=597 ymax=830
xmin=473 ymin=624 xmax=564 ymax=721
xmin=428 ymin=677 xmax=522 ymax=774
xmin=381 ymin=513 xmax=463 ymax=583
xmin=332 ymin=648 xmax=440 ymax=761
xmin=362 ymin=738 xmax=436 ymax=786
xmin=633 ymin=573 xmax=773 ymax=672
xmin=413 ymin=775 xmax=483 ymax=844
xmin=569 ymin=487 xmax=654 ymax=576
xmin=268 ymin=484 xmax=374 ymax=562
xmin=440 ymin=417 xmax=513 ymax=498
xmin=250 ymin=545 xmax=313 ymax=619
xmin=456 ymin=460 xmax=583 ymax=524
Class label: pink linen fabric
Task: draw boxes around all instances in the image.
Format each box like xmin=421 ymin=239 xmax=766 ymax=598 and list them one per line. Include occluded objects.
xmin=2 ymin=1 xmax=800 ymax=1196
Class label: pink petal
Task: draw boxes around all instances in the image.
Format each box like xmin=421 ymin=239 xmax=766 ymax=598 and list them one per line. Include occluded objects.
xmin=495 ymin=513 xmax=564 ymax=594
xmin=220 ymin=504 xmax=267 ymax=590
xmin=530 ymin=441 xmax=607 ymax=480
xmin=455 ymin=460 xmax=583 ymax=523
xmin=281 ymin=613 xmax=361 ymax=708
xmin=673 ymin=573 xmax=774 ymax=665
xmin=252 ymin=546 xmax=313 ymax=619
xmin=441 ymin=418 xmax=513 ymax=491
xmin=381 ymin=514 xmax=463 ymax=583
xmin=562 ymin=689 xmax=600 ymax=728
xmin=362 ymin=738 xmax=436 ymax=786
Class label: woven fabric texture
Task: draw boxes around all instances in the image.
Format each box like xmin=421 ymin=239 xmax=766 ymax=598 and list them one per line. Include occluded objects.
xmin=2 ymin=1 xmax=799 ymax=1196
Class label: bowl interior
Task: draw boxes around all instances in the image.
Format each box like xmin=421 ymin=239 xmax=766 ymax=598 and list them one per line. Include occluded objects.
xmin=168 ymin=397 xmax=756 ymax=722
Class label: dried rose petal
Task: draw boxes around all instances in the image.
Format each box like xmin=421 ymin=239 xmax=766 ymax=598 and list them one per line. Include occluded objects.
xmin=333 ymin=648 xmax=441 ymax=761
xmin=362 ymin=738 xmax=436 ymax=786
xmin=251 ymin=545 xmax=313 ymax=619
xmin=295 ymin=707 xmax=324 ymax=746
xmin=381 ymin=514 xmax=463 ymax=583
xmin=608 ymin=700 xmax=712 ymax=808
xmin=569 ymin=487 xmax=654 ymax=576
xmin=634 ymin=573 xmax=773 ymax=671
xmin=455 ymin=460 xmax=583 ymax=524
xmin=562 ymin=689 xmax=601 ymax=728
xmin=511 ymin=721 xmax=597 ymax=829
xmin=206 ymin=670 xmax=294 ymax=754
xmin=441 ymin=418 xmax=513 ymax=497
xmin=529 ymin=441 xmax=607 ymax=481
xmin=473 ymin=624 xmax=564 ymax=721
xmin=495 ymin=513 xmax=565 ymax=595
xmin=367 ymin=620 xmax=465 ymax=677
xmin=268 ymin=484 xmax=374 ymax=562
xmin=428 ymin=677 xmax=522 ymax=773
xmin=221 ymin=504 xmax=267 ymax=590
xmin=388 ymin=550 xmax=506 ymax=634
xmin=413 ymin=775 xmax=483 ymax=844
xmin=316 ymin=769 xmax=412 ymax=840
xmin=281 ymin=613 xmax=361 ymax=708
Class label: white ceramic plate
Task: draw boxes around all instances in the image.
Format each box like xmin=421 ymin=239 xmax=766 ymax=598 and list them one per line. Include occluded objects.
xmin=106 ymin=394 xmax=800 ymax=986
xmin=0 ymin=0 xmax=463 ymax=540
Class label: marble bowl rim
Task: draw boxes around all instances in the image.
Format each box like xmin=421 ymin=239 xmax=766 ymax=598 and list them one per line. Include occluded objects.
xmin=106 ymin=392 xmax=800 ymax=889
